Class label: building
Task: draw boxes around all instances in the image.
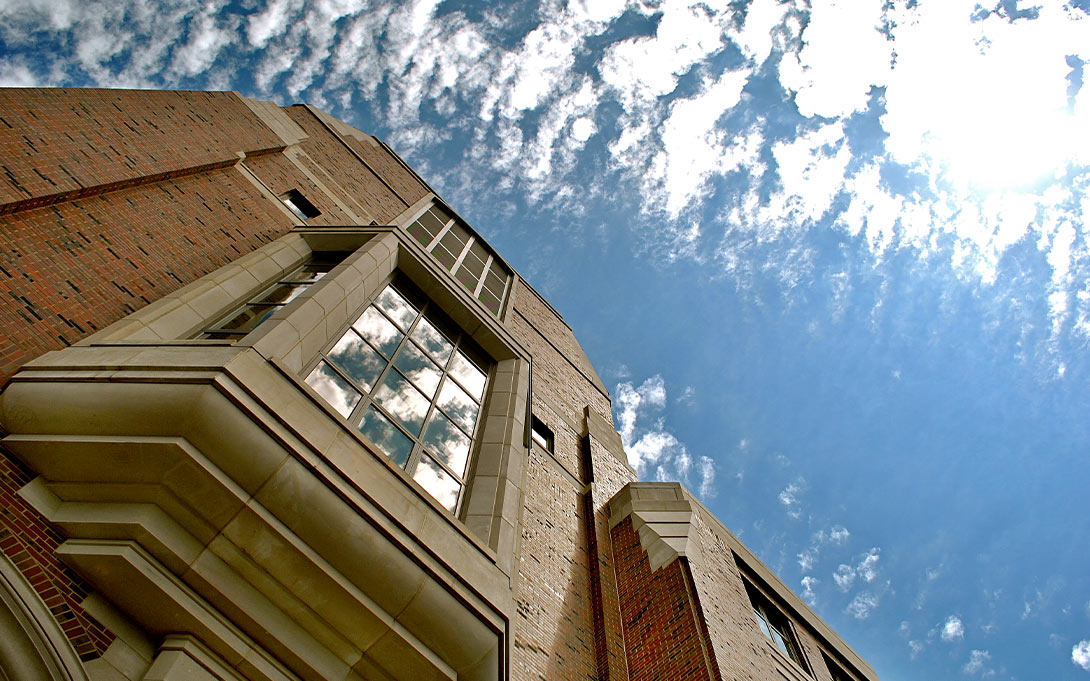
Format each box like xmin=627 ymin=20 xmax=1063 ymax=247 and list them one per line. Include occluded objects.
xmin=0 ymin=88 xmax=878 ymax=681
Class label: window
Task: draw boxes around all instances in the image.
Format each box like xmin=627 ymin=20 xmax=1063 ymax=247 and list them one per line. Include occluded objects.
xmin=201 ymin=257 xmax=342 ymax=339
xmin=821 ymin=652 xmax=855 ymax=681
xmin=530 ymin=415 xmax=553 ymax=452
xmin=303 ymin=279 xmax=489 ymax=513
xmin=746 ymin=581 xmax=807 ymax=668
xmin=281 ymin=189 xmax=321 ymax=220
xmin=405 ymin=204 xmax=511 ymax=316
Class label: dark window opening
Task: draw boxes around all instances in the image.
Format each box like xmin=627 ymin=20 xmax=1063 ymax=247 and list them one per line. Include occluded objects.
xmin=530 ymin=415 xmax=553 ymax=452
xmin=282 ymin=189 xmax=321 ymax=220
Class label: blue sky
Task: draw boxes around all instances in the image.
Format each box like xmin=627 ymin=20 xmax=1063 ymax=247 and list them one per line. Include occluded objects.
xmin=2 ymin=0 xmax=1090 ymax=679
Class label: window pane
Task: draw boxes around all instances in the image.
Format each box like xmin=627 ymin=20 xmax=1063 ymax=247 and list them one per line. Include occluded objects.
xmin=257 ymin=282 xmax=308 ymax=305
xmin=305 ymin=361 xmax=361 ymax=418
xmin=455 ymin=266 xmax=480 ymax=292
xmin=437 ymin=379 xmax=478 ymax=433
xmin=412 ymin=454 xmax=461 ymax=512
xmin=449 ymin=351 xmax=486 ymax=400
xmin=393 ymin=343 xmax=442 ymax=397
xmin=422 ymin=411 xmax=471 ymax=477
xmin=282 ymin=269 xmax=327 ymax=284
xmin=353 ymin=306 xmax=403 ymax=358
xmin=483 ymin=268 xmax=507 ymax=297
xmin=328 ymin=330 xmax=386 ymax=391
xmin=358 ymin=406 xmax=413 ymax=467
xmin=438 ymin=223 xmax=469 ymax=259
xmin=375 ymin=287 xmax=418 ymax=330
xmin=373 ymin=370 xmax=430 ymax=435
xmin=478 ymin=288 xmax=502 ymax=316
xmin=215 ymin=304 xmax=278 ymax=332
xmin=410 ymin=317 xmax=453 ymax=364
xmin=432 ymin=243 xmax=459 ymax=269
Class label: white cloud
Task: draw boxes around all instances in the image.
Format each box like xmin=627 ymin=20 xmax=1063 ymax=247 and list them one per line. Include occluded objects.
xmin=780 ymin=0 xmax=891 ymax=119
xmin=1074 ymin=640 xmax=1090 ymax=672
xmin=834 ymin=563 xmax=855 ymax=591
xmin=778 ymin=480 xmax=804 ymax=519
xmin=847 ymin=592 xmax=879 ymax=620
xmin=941 ymin=616 xmax=965 ymax=642
xmin=963 ymin=649 xmax=991 ymax=676
xmin=797 ymin=525 xmax=850 ymax=572
xmin=615 ymin=375 xmax=716 ymax=497
xmin=801 ymin=576 xmax=818 ymax=605
xmin=834 ymin=547 xmax=880 ymax=591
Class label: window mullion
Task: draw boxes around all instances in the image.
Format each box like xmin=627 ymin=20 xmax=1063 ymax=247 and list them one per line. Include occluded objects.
xmin=473 ymin=254 xmax=493 ymax=298
xmin=450 ymin=236 xmax=474 ymax=278
xmin=425 ymin=219 xmax=456 ymax=251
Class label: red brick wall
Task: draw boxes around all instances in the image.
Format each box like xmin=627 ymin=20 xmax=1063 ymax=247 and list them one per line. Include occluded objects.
xmin=241 ymin=152 xmax=357 ymax=225
xmin=583 ymin=436 xmax=636 ymax=681
xmin=342 ymin=135 xmax=432 ymax=209
xmin=0 ymin=449 xmax=115 ymax=660
xmin=610 ymin=517 xmax=718 ymax=681
xmin=283 ymin=107 xmax=416 ymax=224
xmin=0 ymin=167 xmax=291 ymax=382
xmin=0 ymin=89 xmax=284 ymax=212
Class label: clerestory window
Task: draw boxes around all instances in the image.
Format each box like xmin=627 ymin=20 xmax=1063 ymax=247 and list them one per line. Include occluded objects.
xmin=303 ymin=278 xmax=488 ymax=513
xmin=405 ymin=204 xmax=511 ymax=316
xmin=746 ymin=580 xmax=807 ymax=669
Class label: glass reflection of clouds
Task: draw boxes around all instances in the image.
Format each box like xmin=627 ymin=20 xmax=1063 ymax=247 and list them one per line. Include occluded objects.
xmin=449 ymin=351 xmax=486 ymax=400
xmin=412 ymin=455 xmax=460 ymax=512
xmin=353 ymin=306 xmax=402 ymax=357
xmin=305 ymin=361 xmax=361 ymax=417
xmin=376 ymin=287 xmax=417 ymax=330
xmin=359 ymin=406 xmax=413 ymax=467
xmin=422 ymin=410 xmax=471 ymax=476
xmin=437 ymin=379 xmax=478 ymax=433
xmin=328 ymin=330 xmax=385 ymax=391
xmin=373 ymin=370 xmax=429 ymax=435
xmin=393 ymin=342 xmax=442 ymax=397
xmin=306 ymin=282 xmax=490 ymax=514
xmin=410 ymin=317 xmax=453 ymax=363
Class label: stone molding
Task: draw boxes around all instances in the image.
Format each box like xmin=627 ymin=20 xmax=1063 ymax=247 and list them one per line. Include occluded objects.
xmin=607 ymin=482 xmax=703 ymax=572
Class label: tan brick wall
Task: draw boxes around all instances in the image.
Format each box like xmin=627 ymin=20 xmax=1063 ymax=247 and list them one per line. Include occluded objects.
xmin=688 ymin=510 xmax=839 ymax=681
xmin=513 ymin=447 xmax=597 ymax=681
xmin=240 ymin=152 xmax=357 ymax=225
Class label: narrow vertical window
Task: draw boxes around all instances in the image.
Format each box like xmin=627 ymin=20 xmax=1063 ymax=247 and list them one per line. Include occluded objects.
xmin=745 ymin=581 xmax=807 ymax=668
xmin=530 ymin=415 xmax=553 ymax=452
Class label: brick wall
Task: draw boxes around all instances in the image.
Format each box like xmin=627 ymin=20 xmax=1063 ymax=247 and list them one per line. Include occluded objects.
xmin=241 ymin=152 xmax=357 ymax=225
xmin=610 ymin=517 xmax=718 ymax=681
xmin=0 ymin=89 xmax=284 ymax=212
xmin=687 ymin=511 xmax=840 ymax=681
xmin=0 ymin=449 xmax=116 ymax=660
xmin=0 ymin=167 xmax=291 ymax=382
xmin=283 ymin=107 xmax=418 ymax=224
xmin=514 ymin=447 xmax=597 ymax=681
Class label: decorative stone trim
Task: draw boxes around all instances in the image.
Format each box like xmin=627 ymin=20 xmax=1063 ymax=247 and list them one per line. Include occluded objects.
xmin=608 ymin=482 xmax=702 ymax=572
